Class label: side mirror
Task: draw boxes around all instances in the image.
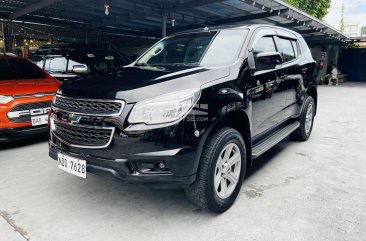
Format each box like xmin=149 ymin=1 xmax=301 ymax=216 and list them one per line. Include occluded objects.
xmin=255 ymin=52 xmax=283 ymax=70
xmin=72 ymin=65 xmax=89 ymax=74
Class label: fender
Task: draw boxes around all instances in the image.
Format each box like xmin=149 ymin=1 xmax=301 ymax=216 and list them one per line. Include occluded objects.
xmin=192 ymin=106 xmax=252 ymax=174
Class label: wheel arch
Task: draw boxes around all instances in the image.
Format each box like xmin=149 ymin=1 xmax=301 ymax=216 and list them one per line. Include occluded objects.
xmin=194 ymin=109 xmax=252 ymax=174
xmin=307 ymin=85 xmax=318 ymax=115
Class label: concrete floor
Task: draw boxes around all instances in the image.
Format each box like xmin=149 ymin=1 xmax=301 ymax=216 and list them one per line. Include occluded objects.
xmin=1 ymin=83 xmax=366 ymax=241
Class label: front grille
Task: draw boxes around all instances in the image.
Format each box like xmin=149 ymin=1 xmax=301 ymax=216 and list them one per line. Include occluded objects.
xmin=7 ymin=101 xmax=51 ymax=123
xmin=54 ymin=122 xmax=114 ymax=148
xmin=53 ymin=95 xmax=123 ymax=115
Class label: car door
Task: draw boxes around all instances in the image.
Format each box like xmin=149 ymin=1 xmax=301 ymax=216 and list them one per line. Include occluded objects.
xmin=274 ymin=32 xmax=304 ymax=119
xmin=248 ymin=30 xmax=288 ymax=137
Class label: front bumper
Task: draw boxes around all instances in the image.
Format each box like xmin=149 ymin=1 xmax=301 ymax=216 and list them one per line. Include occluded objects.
xmin=0 ymin=125 xmax=48 ymax=142
xmin=49 ymin=138 xmax=197 ymax=189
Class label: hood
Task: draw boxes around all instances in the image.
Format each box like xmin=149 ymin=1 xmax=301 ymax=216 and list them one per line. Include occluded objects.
xmin=0 ymin=78 xmax=60 ymax=96
xmin=60 ymin=65 xmax=230 ymax=103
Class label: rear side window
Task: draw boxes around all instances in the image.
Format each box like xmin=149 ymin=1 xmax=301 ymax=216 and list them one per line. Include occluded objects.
xmin=0 ymin=58 xmax=47 ymax=80
xmin=253 ymin=36 xmax=277 ymax=55
xmin=276 ymin=38 xmax=296 ymax=62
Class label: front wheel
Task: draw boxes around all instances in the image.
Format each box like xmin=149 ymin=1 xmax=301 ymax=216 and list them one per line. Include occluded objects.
xmin=185 ymin=127 xmax=246 ymax=213
xmin=290 ymin=96 xmax=315 ymax=141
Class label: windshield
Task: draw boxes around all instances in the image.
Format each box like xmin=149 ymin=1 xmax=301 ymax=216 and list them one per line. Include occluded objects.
xmin=0 ymin=58 xmax=47 ymax=80
xmin=29 ymin=52 xmax=130 ymax=74
xmin=136 ymin=29 xmax=248 ymax=67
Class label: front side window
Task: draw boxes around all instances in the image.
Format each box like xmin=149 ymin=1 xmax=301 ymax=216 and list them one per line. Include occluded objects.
xmin=0 ymin=58 xmax=47 ymax=80
xmin=277 ymin=38 xmax=296 ymax=62
xmin=253 ymin=36 xmax=277 ymax=55
xmin=252 ymin=36 xmax=277 ymax=68
xmin=137 ymin=29 xmax=248 ymax=67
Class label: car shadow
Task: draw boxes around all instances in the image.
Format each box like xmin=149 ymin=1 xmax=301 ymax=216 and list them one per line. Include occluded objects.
xmin=46 ymin=139 xmax=288 ymax=216
xmin=0 ymin=134 xmax=49 ymax=150
xmin=245 ymin=137 xmax=288 ymax=180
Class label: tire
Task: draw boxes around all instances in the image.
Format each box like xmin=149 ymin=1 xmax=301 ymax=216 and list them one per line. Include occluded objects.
xmin=185 ymin=127 xmax=246 ymax=213
xmin=290 ymin=96 xmax=315 ymax=141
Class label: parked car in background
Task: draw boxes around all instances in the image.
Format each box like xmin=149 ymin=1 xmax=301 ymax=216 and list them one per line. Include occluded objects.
xmin=29 ymin=43 xmax=132 ymax=82
xmin=0 ymin=54 xmax=61 ymax=142
xmin=48 ymin=25 xmax=317 ymax=212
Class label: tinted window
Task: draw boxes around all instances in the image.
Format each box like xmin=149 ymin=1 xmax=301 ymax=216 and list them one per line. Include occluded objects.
xmin=137 ymin=29 xmax=248 ymax=66
xmin=277 ymin=38 xmax=296 ymax=62
xmin=253 ymin=37 xmax=277 ymax=55
xmin=0 ymin=58 xmax=47 ymax=80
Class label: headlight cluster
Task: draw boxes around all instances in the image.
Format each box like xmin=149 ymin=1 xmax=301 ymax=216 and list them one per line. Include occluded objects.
xmin=0 ymin=95 xmax=14 ymax=104
xmin=128 ymin=88 xmax=200 ymax=125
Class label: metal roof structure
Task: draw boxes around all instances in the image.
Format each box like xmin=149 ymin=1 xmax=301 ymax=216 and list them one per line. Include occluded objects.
xmin=0 ymin=0 xmax=350 ymax=45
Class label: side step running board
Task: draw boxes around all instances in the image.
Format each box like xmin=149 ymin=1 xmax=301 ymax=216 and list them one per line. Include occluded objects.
xmin=252 ymin=121 xmax=300 ymax=159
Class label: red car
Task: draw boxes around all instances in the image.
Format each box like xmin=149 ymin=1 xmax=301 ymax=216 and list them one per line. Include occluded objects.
xmin=0 ymin=54 xmax=61 ymax=142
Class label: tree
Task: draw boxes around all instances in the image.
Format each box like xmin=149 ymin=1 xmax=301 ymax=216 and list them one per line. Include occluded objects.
xmin=286 ymin=0 xmax=331 ymax=19
xmin=340 ymin=0 xmax=345 ymax=32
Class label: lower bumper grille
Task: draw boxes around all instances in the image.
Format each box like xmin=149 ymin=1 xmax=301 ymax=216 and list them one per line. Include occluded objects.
xmin=54 ymin=121 xmax=114 ymax=148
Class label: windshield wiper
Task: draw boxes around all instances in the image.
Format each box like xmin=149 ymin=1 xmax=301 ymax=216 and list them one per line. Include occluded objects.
xmin=171 ymin=63 xmax=199 ymax=66
xmin=135 ymin=62 xmax=148 ymax=66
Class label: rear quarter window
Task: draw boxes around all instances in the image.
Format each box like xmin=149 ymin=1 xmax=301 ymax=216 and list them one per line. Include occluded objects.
xmin=298 ymin=36 xmax=313 ymax=59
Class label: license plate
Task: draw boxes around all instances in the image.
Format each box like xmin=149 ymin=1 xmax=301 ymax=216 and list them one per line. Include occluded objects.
xmin=31 ymin=114 xmax=48 ymax=126
xmin=58 ymin=153 xmax=87 ymax=178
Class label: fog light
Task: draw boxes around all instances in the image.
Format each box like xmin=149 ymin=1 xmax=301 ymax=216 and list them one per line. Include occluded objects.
xmin=131 ymin=161 xmax=171 ymax=175
xmin=154 ymin=161 xmax=166 ymax=171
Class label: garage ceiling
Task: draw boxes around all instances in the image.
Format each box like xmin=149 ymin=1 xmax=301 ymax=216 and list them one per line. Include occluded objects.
xmin=0 ymin=0 xmax=349 ymax=44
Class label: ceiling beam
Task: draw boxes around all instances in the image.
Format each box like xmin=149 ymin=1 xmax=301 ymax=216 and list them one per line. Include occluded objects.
xmin=214 ymin=9 xmax=288 ymax=25
xmin=10 ymin=0 xmax=64 ymax=20
xmin=170 ymin=0 xmax=226 ymax=11
xmin=167 ymin=9 xmax=289 ymax=34
xmin=296 ymin=28 xmax=326 ymax=34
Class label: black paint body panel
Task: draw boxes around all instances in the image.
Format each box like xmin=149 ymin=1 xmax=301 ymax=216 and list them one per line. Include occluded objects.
xmin=49 ymin=25 xmax=317 ymax=188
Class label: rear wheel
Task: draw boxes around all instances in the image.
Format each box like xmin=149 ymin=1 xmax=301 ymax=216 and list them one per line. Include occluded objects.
xmin=290 ymin=96 xmax=315 ymax=141
xmin=185 ymin=127 xmax=246 ymax=213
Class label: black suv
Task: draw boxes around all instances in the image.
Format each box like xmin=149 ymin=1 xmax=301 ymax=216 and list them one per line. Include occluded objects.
xmin=49 ymin=25 xmax=317 ymax=212
xmin=29 ymin=44 xmax=132 ymax=82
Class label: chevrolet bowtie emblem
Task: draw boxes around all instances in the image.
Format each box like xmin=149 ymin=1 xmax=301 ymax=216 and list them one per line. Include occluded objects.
xmin=69 ymin=114 xmax=82 ymax=124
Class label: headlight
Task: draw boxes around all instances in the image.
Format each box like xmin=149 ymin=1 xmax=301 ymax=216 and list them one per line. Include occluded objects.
xmin=0 ymin=95 xmax=14 ymax=104
xmin=128 ymin=89 xmax=200 ymax=125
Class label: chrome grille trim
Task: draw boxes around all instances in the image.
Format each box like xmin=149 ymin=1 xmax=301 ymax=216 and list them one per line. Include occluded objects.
xmin=53 ymin=95 xmax=125 ymax=116
xmin=51 ymin=118 xmax=115 ymax=149
xmin=14 ymin=92 xmax=56 ymax=99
